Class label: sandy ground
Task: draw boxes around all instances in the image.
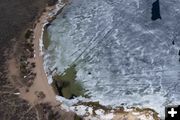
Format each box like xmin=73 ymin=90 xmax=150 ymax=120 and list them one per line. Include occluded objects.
xmin=21 ymin=6 xmax=61 ymax=105
xmin=7 ymin=4 xmax=64 ymax=106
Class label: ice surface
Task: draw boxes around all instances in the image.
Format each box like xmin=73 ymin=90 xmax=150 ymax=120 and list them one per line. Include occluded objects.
xmin=44 ymin=0 xmax=180 ymax=117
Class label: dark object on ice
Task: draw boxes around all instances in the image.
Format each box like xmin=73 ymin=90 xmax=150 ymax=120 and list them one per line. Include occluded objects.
xmin=172 ymin=40 xmax=175 ymax=45
xmin=178 ymin=50 xmax=180 ymax=56
xmin=151 ymin=0 xmax=161 ymax=21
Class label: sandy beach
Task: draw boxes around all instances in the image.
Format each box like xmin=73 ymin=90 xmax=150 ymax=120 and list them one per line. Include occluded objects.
xmin=19 ymin=3 xmax=65 ymax=105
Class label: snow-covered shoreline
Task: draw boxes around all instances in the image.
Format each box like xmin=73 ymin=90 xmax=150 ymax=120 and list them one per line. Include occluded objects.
xmin=39 ymin=0 xmax=66 ymax=84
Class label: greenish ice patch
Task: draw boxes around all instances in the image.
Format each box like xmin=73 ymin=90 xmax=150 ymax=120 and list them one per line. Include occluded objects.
xmin=52 ymin=64 xmax=87 ymax=99
xmin=43 ymin=27 xmax=51 ymax=50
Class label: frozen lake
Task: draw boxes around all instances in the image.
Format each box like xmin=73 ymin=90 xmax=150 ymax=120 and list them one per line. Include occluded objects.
xmin=44 ymin=0 xmax=180 ymax=116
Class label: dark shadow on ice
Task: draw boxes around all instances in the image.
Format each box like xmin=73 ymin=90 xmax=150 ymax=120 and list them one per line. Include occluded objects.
xmin=151 ymin=0 xmax=161 ymax=21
